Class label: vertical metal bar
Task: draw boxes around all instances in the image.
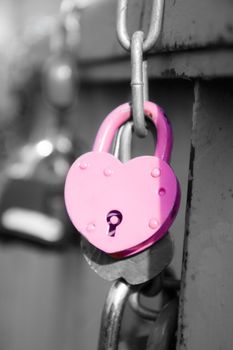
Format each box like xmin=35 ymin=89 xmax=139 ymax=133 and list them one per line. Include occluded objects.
xmin=177 ymin=80 xmax=233 ymax=350
xmin=131 ymin=31 xmax=147 ymax=137
xmin=113 ymin=125 xmax=125 ymax=159
xmin=118 ymin=121 xmax=133 ymax=163
xmin=143 ymin=0 xmax=165 ymax=52
xmin=143 ymin=59 xmax=149 ymax=101
xmin=116 ymin=0 xmax=130 ymax=51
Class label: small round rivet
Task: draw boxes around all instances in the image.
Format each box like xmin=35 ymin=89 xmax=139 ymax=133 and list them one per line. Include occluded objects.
xmin=158 ymin=188 xmax=166 ymax=196
xmin=149 ymin=218 xmax=159 ymax=229
xmin=104 ymin=168 xmax=113 ymax=176
xmin=86 ymin=223 xmax=96 ymax=232
xmin=151 ymin=167 xmax=161 ymax=178
xmin=79 ymin=162 xmax=88 ymax=170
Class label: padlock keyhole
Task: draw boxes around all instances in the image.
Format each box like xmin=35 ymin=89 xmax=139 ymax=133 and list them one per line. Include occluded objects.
xmin=106 ymin=210 xmax=123 ymax=237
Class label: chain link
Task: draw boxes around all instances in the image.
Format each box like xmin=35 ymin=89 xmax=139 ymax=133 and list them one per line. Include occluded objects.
xmin=131 ymin=31 xmax=147 ymax=137
xmin=116 ymin=0 xmax=164 ymax=137
xmin=117 ymin=0 xmax=165 ymax=52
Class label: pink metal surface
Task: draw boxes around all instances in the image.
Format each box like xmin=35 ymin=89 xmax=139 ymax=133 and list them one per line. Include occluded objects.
xmin=64 ymin=102 xmax=180 ymax=257
xmin=93 ymin=102 xmax=172 ymax=162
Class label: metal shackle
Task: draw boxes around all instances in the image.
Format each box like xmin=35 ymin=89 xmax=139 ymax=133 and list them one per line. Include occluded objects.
xmin=92 ymin=102 xmax=173 ymax=163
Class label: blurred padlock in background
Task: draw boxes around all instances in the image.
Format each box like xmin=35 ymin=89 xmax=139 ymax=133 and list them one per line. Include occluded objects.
xmin=0 ymin=3 xmax=114 ymax=350
xmin=0 ymin=7 xmax=82 ymax=246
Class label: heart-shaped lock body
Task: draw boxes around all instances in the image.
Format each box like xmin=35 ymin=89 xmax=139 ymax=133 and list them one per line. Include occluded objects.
xmin=64 ymin=102 xmax=180 ymax=257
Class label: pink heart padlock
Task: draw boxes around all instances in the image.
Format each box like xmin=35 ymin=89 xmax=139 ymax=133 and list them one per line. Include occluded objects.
xmin=64 ymin=101 xmax=180 ymax=258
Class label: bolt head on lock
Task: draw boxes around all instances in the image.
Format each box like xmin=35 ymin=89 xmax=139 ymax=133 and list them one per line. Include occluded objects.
xmin=64 ymin=102 xmax=180 ymax=258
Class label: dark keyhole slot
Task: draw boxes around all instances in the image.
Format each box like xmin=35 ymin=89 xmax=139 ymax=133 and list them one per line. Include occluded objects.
xmin=106 ymin=210 xmax=123 ymax=237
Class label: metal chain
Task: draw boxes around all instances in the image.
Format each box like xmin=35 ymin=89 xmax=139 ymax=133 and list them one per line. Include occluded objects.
xmin=131 ymin=33 xmax=149 ymax=137
xmin=49 ymin=0 xmax=83 ymax=53
xmin=131 ymin=31 xmax=147 ymax=137
xmin=117 ymin=0 xmax=164 ymax=137
xmin=45 ymin=0 xmax=98 ymax=109
xmin=61 ymin=0 xmax=100 ymax=12
xmin=57 ymin=0 xmax=100 ymax=53
xmin=116 ymin=0 xmax=165 ymax=52
xmin=43 ymin=1 xmax=84 ymax=110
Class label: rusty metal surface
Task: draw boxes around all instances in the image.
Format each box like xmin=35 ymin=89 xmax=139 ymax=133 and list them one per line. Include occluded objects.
xmin=79 ymin=0 xmax=233 ymax=62
xmin=177 ymin=80 xmax=233 ymax=349
xmin=79 ymin=49 xmax=233 ymax=81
